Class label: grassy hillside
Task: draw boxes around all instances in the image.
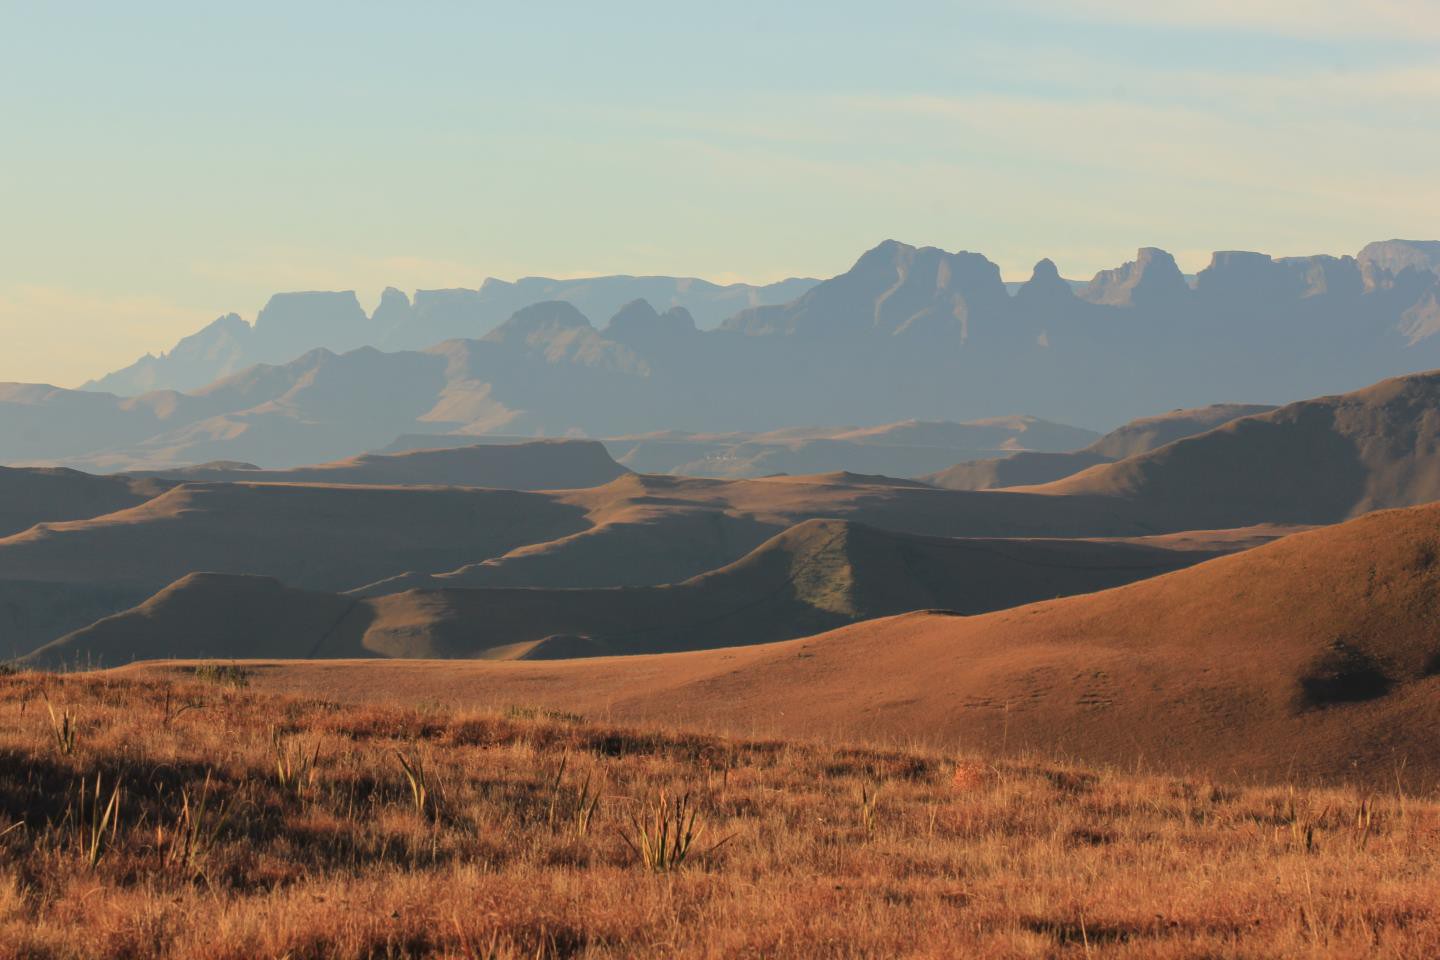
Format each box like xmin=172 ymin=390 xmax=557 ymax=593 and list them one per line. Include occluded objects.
xmin=0 ymin=581 xmax=154 ymax=660
xmin=171 ymin=502 xmax=1440 ymax=786
xmin=28 ymin=518 xmax=1227 ymax=665
xmin=130 ymin=438 xmax=630 ymax=490
xmin=2 ymin=671 xmax=1437 ymax=958
xmin=0 ymin=482 xmax=591 ymax=592
xmin=0 ymin=466 xmax=172 ymax=538
xmin=925 ymin=403 xmax=1274 ymax=490
xmin=1027 ymin=370 xmax=1440 ymax=527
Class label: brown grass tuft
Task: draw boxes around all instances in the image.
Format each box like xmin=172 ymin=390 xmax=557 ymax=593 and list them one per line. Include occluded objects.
xmin=1 ymin=671 xmax=1439 ymax=958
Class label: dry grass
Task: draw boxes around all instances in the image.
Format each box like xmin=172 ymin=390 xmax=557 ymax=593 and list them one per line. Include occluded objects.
xmin=0 ymin=672 xmax=1438 ymax=958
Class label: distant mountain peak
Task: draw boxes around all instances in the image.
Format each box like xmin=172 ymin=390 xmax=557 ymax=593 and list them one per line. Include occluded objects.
xmin=1014 ymin=258 xmax=1074 ymax=305
xmin=723 ymin=239 xmax=1006 ymax=337
xmin=1358 ymin=239 xmax=1440 ymax=291
xmin=377 ymin=286 xmax=411 ymax=307
xmin=610 ymin=298 xmax=660 ymax=323
xmin=603 ymin=300 xmax=698 ymax=346
xmin=1079 ymin=246 xmax=1189 ymax=308
xmin=254 ymin=291 xmax=365 ymax=331
xmin=485 ymin=300 xmax=594 ymax=343
xmin=1197 ymin=250 xmax=1364 ymax=302
xmin=856 ymin=238 xmax=917 ymax=262
xmin=1031 ymin=257 xmax=1061 ymax=281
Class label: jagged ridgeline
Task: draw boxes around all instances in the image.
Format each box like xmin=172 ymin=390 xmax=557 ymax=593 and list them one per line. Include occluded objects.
xmin=3 ymin=239 xmax=1436 ymax=471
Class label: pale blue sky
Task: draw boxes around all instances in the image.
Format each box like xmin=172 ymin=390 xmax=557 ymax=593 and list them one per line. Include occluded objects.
xmin=2 ymin=1 xmax=1438 ymax=385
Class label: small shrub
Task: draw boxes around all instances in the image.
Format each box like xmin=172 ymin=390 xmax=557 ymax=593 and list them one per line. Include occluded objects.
xmin=1297 ymin=640 xmax=1392 ymax=710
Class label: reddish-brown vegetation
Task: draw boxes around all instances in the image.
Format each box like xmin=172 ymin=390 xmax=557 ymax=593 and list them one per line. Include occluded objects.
xmin=2 ymin=670 xmax=1439 ymax=958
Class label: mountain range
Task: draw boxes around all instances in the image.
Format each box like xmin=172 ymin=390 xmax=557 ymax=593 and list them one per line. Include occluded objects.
xmin=5 ymin=238 xmax=1438 ymax=472
xmin=85 ymin=275 xmax=819 ymax=395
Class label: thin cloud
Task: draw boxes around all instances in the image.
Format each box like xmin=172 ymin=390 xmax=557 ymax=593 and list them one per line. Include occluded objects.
xmin=1017 ymin=0 xmax=1440 ymax=40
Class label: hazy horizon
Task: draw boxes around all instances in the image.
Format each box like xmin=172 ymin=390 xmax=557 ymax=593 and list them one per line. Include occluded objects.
xmin=4 ymin=1 xmax=1439 ymax=385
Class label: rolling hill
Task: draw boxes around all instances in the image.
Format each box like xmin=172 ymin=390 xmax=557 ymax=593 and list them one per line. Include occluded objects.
xmin=0 ymin=580 xmax=155 ymax=661
xmin=1023 ymin=369 xmax=1440 ymax=528
xmin=0 ymin=482 xmax=591 ymax=593
xmin=603 ymin=416 xmax=1099 ymax=479
xmin=926 ymin=403 xmax=1275 ymax=489
xmin=0 ymin=470 xmax=1160 ymax=655
xmin=0 ymin=465 xmax=172 ymax=537
xmin=26 ymin=517 xmax=1239 ymax=667
xmin=184 ymin=502 xmax=1440 ymax=785
xmin=126 ymin=438 xmax=629 ymax=490
xmin=341 ymin=471 xmax=1173 ymax=595
xmin=377 ymin=416 xmax=1100 ymax=480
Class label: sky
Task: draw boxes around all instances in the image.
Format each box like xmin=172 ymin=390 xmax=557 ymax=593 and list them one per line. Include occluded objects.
xmin=2 ymin=1 xmax=1438 ymax=386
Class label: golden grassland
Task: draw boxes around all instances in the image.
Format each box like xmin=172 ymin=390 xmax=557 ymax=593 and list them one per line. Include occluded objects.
xmin=1 ymin=666 xmax=1438 ymax=958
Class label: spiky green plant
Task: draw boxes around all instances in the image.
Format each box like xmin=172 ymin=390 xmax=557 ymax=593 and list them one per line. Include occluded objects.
xmin=162 ymin=770 xmax=233 ymax=876
xmin=67 ymin=772 xmax=121 ymax=869
xmin=395 ymin=748 xmax=436 ymax=820
xmin=859 ymin=783 xmax=880 ymax=839
xmin=44 ymin=698 xmax=78 ymax=756
xmin=621 ymin=791 xmax=730 ymax=871
xmin=272 ymin=729 xmax=321 ymax=797
xmin=545 ymin=753 xmax=602 ymax=837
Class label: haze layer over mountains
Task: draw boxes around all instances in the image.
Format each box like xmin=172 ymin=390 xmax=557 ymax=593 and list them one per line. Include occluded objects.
xmin=86 ymin=275 xmax=819 ymax=395
xmin=10 ymin=238 xmax=1440 ymax=784
xmin=9 ymin=366 xmax=1440 ymax=667
xmin=5 ymin=238 xmax=1438 ymax=472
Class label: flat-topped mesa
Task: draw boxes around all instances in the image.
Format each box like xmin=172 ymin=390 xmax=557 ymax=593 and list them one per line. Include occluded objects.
xmin=1358 ymin=239 xmax=1440 ymax=289
xmin=1078 ymin=246 xmax=1190 ymax=308
xmin=1276 ymin=254 xmax=1364 ymax=300
xmin=252 ymin=291 xmax=377 ymax=357
xmin=1196 ymin=251 xmax=1363 ymax=302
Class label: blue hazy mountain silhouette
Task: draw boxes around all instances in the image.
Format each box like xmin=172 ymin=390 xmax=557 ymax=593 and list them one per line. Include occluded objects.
xmin=85 ymin=275 xmax=818 ymax=394
xmin=5 ymin=238 xmax=1438 ymax=471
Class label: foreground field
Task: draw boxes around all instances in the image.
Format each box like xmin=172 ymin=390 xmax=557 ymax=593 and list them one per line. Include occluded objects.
xmin=2 ymin=670 xmax=1439 ymax=959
